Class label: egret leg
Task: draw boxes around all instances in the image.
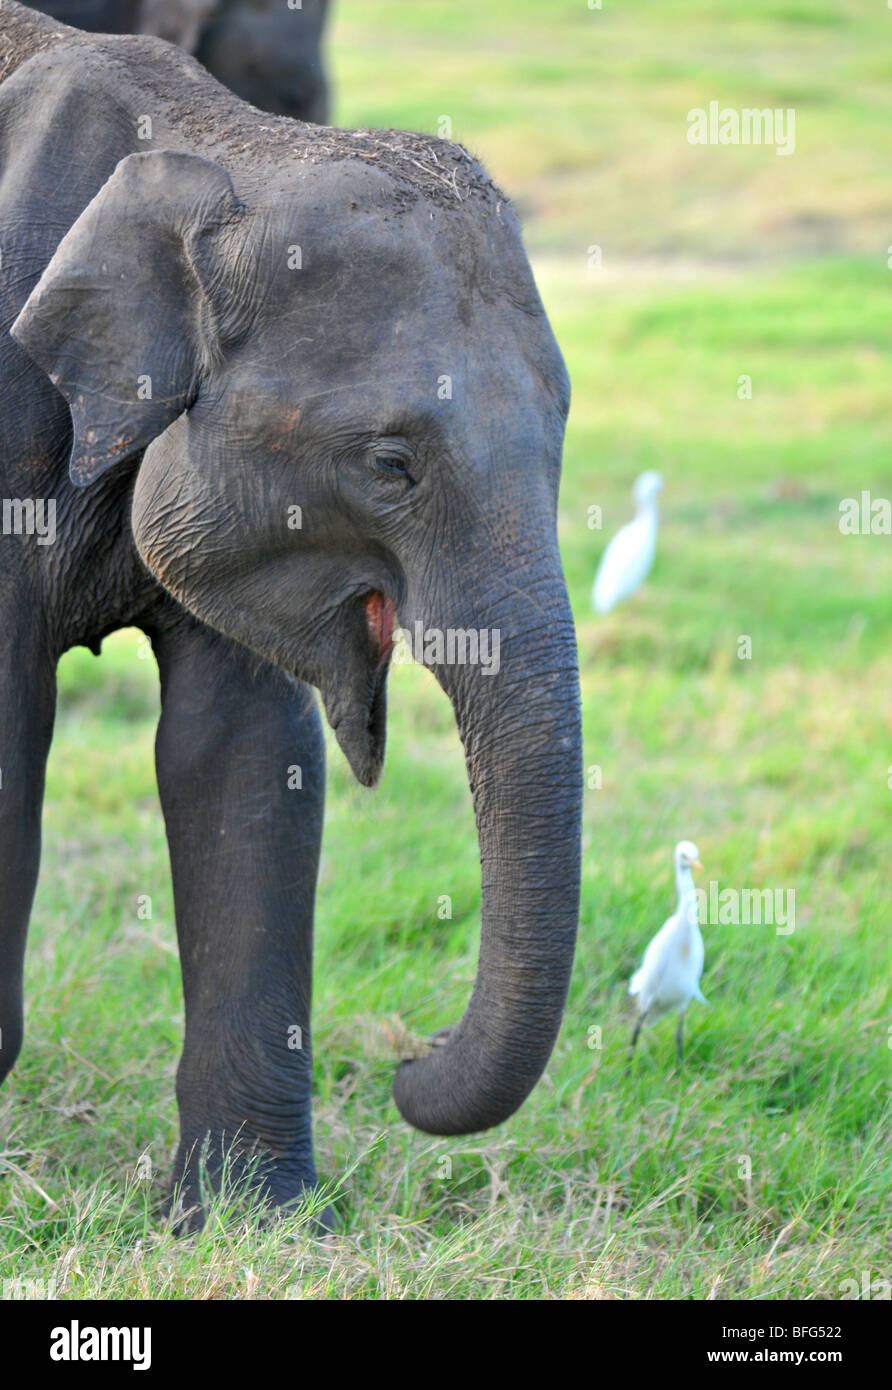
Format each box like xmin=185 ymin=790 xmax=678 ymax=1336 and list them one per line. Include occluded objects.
xmin=675 ymin=1014 xmax=685 ymax=1066
xmin=627 ymin=1010 xmax=648 ymax=1071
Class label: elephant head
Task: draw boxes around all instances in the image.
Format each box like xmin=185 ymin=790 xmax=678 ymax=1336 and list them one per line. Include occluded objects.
xmin=12 ymin=139 xmax=582 ymax=1135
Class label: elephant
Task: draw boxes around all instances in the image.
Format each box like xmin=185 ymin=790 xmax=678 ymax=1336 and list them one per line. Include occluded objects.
xmin=0 ymin=2 xmax=582 ymax=1227
xmin=29 ymin=0 xmax=331 ymax=122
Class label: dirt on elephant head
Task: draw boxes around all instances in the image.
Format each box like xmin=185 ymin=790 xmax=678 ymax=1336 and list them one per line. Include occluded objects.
xmin=149 ymin=63 xmax=511 ymax=215
xmin=0 ymin=0 xmax=71 ymax=79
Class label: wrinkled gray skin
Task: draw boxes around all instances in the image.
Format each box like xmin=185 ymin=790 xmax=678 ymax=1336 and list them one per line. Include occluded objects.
xmin=0 ymin=2 xmax=581 ymax=1227
xmin=32 ymin=0 xmax=331 ymax=122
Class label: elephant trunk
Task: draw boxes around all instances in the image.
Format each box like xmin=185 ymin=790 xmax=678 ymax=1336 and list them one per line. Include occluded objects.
xmin=392 ymin=564 xmax=582 ymax=1134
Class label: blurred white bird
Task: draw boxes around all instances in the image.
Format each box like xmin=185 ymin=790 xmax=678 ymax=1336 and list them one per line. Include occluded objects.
xmin=628 ymin=840 xmax=706 ymax=1064
xmin=592 ymin=470 xmax=663 ymax=614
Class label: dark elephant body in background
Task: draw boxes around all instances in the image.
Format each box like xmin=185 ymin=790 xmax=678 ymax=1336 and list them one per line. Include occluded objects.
xmin=31 ymin=0 xmax=331 ymax=121
xmin=31 ymin=0 xmax=140 ymax=29
xmin=0 ymin=2 xmax=581 ymax=1223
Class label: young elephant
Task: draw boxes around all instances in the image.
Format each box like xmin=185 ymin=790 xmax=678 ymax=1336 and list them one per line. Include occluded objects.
xmin=30 ymin=0 xmax=331 ymax=122
xmin=0 ymin=2 xmax=582 ymax=1226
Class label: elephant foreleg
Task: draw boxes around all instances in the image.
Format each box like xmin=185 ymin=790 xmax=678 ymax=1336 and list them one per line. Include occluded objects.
xmin=147 ymin=610 xmax=325 ymax=1229
xmin=0 ymin=611 xmax=56 ymax=1088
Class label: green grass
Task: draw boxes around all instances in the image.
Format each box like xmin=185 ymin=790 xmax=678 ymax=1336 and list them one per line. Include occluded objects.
xmin=1 ymin=1 xmax=891 ymax=1299
xmin=332 ymin=0 xmax=892 ymax=259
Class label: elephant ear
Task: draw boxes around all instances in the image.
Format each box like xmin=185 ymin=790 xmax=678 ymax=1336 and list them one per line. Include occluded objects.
xmin=11 ymin=149 xmax=247 ymax=486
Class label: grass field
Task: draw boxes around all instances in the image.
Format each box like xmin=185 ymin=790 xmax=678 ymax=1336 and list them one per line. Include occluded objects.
xmin=1 ymin=0 xmax=890 ymax=1299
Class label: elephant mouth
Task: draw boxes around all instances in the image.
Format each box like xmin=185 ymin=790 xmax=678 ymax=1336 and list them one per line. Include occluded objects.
xmin=320 ymin=590 xmax=397 ymax=788
xmin=365 ymin=590 xmax=397 ymax=668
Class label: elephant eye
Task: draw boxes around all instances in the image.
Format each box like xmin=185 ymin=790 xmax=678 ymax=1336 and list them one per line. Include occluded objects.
xmin=374 ymin=453 xmax=414 ymax=483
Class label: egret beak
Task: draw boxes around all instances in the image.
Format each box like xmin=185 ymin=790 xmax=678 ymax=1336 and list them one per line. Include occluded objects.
xmin=691 ymin=859 xmax=703 ymax=871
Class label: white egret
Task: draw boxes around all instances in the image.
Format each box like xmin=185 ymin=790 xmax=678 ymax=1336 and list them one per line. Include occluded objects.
xmin=592 ymin=470 xmax=663 ymax=614
xmin=628 ymin=840 xmax=706 ymax=1064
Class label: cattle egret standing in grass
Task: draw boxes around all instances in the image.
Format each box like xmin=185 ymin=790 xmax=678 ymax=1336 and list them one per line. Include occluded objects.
xmin=628 ymin=840 xmax=706 ymax=1064
xmin=591 ymin=470 xmax=663 ymax=614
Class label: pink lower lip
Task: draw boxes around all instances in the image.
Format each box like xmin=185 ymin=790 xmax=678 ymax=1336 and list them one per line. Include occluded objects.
xmin=365 ymin=591 xmax=396 ymax=666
